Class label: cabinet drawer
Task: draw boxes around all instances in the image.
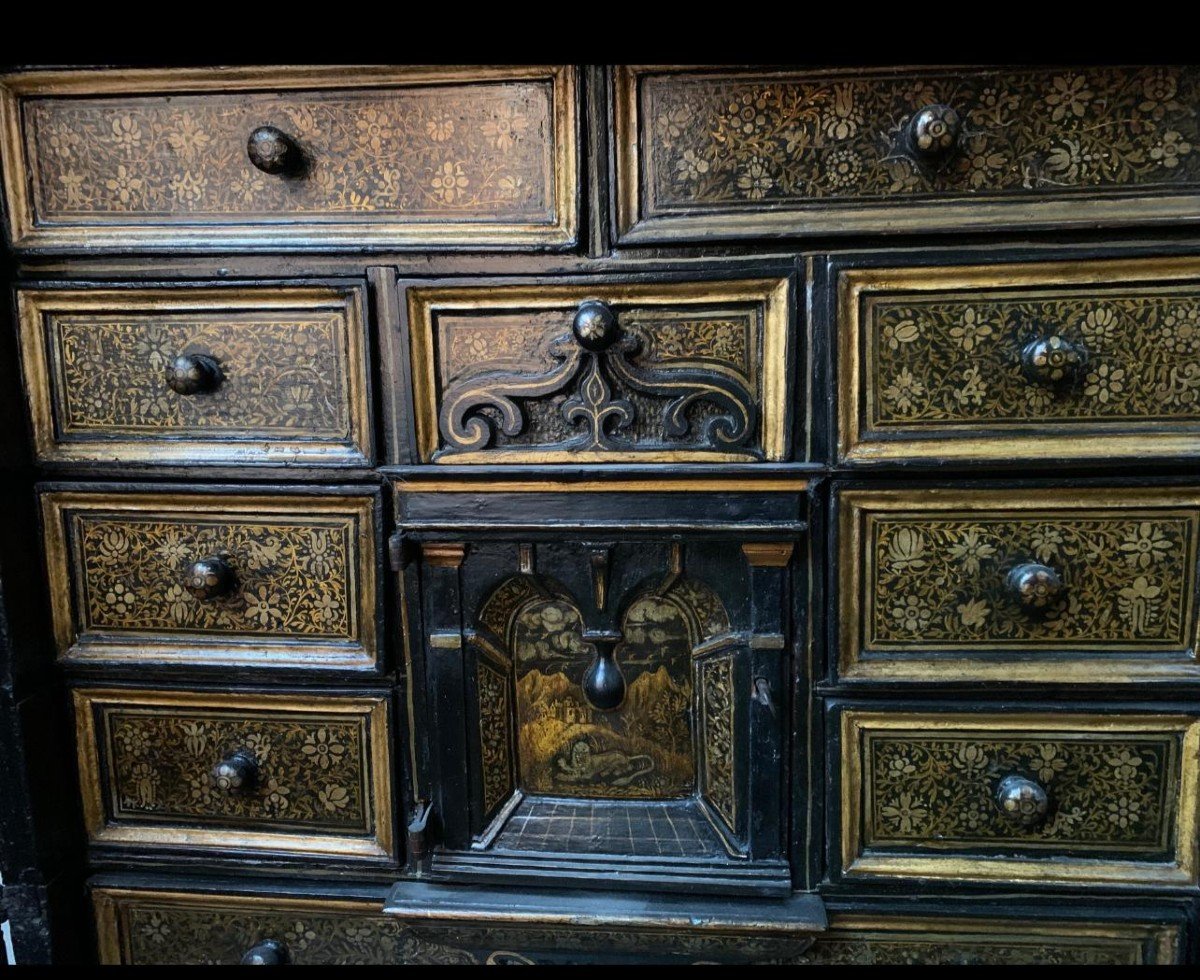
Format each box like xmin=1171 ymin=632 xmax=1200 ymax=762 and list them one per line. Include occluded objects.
xmin=0 ymin=66 xmax=576 ymax=250
xmin=18 ymin=286 xmax=372 ymax=467
xmin=43 ymin=488 xmax=380 ymax=671
xmin=803 ymin=913 xmax=1182 ymax=965
xmin=92 ymin=883 xmax=821 ymax=964
xmin=404 ymin=278 xmax=793 ymax=464
xmin=76 ymin=688 xmax=394 ymax=861
xmin=837 ymin=486 xmax=1200 ymax=683
xmin=616 ymin=66 xmax=1200 ymax=242
xmin=839 ymin=256 xmax=1200 ymax=464
xmin=838 ymin=708 xmax=1200 ymax=887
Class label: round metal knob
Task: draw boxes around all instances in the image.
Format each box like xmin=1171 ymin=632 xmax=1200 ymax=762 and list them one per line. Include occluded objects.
xmin=241 ymin=939 xmax=289 ymax=965
xmin=1021 ymin=335 xmax=1086 ymax=386
xmin=184 ymin=555 xmax=236 ymax=601
xmin=995 ymin=774 xmax=1050 ymax=827
xmin=211 ymin=749 xmax=259 ymax=795
xmin=165 ymin=353 xmax=222 ymax=395
xmin=247 ymin=125 xmax=300 ymax=175
xmin=1006 ymin=562 xmax=1065 ymax=611
xmin=907 ymin=104 xmax=962 ymax=163
xmin=572 ymin=300 xmax=619 ymax=352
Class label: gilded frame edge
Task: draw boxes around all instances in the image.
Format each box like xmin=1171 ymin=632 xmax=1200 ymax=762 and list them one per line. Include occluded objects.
xmin=835 ymin=485 xmax=1200 ymax=683
xmin=837 ymin=709 xmax=1200 ymax=888
xmin=406 ymin=277 xmax=792 ymax=465
xmin=73 ymin=687 xmax=396 ymax=862
xmin=41 ymin=489 xmax=380 ymax=669
xmin=837 ymin=255 xmax=1200 ymax=465
xmin=16 ymin=284 xmax=375 ymax=468
xmin=0 ymin=65 xmax=578 ymax=251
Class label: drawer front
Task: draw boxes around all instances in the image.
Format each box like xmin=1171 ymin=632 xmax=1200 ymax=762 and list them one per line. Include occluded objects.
xmin=838 ymin=487 xmax=1200 ymax=683
xmin=802 ymin=914 xmax=1182 ymax=966
xmin=839 ymin=257 xmax=1200 ymax=464
xmin=0 ymin=66 xmax=576 ymax=249
xmin=43 ymin=489 xmax=379 ymax=670
xmin=839 ymin=709 xmax=1200 ymax=887
xmin=616 ymin=66 xmax=1200 ymax=241
xmin=405 ymin=278 xmax=792 ymax=464
xmin=76 ymin=689 xmax=394 ymax=860
xmin=19 ymin=286 xmax=371 ymax=467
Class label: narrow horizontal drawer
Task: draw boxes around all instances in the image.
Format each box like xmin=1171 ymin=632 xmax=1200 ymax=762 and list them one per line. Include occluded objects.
xmin=803 ymin=913 xmax=1182 ymax=965
xmin=404 ymin=278 xmax=793 ymax=464
xmin=838 ymin=707 xmax=1200 ymax=888
xmin=0 ymin=66 xmax=576 ymax=250
xmin=18 ymin=286 xmax=372 ymax=467
xmin=43 ymin=488 xmax=380 ymax=670
xmin=838 ymin=256 xmax=1200 ymax=464
xmin=616 ymin=66 xmax=1200 ymax=241
xmin=76 ymin=688 xmax=395 ymax=861
xmin=92 ymin=883 xmax=823 ymax=964
xmin=837 ymin=486 xmax=1200 ymax=683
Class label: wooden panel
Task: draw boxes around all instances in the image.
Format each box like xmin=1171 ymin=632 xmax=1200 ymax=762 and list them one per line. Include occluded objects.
xmin=0 ymin=66 xmax=577 ymax=249
xmin=838 ymin=486 xmax=1200 ymax=683
xmin=75 ymin=688 xmax=394 ymax=861
xmin=839 ymin=256 xmax=1200 ymax=464
xmin=616 ymin=66 xmax=1200 ymax=241
xmin=840 ymin=709 xmax=1200 ymax=887
xmin=42 ymin=489 xmax=379 ymax=671
xmin=406 ymin=278 xmax=792 ymax=464
xmin=18 ymin=285 xmax=372 ymax=467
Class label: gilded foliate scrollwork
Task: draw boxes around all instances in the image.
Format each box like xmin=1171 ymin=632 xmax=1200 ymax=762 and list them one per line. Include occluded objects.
xmin=28 ymin=83 xmax=553 ymax=221
xmin=53 ymin=313 xmax=351 ymax=436
xmin=865 ymin=732 xmax=1175 ymax=850
xmin=869 ymin=513 xmax=1194 ymax=646
xmin=642 ymin=67 xmax=1200 ymax=211
xmin=76 ymin=513 xmax=357 ymax=640
xmin=700 ymin=656 xmax=736 ymax=831
xmin=477 ymin=660 xmax=512 ymax=814
xmin=797 ymin=936 xmax=1144 ymax=966
xmin=870 ymin=291 xmax=1200 ymax=426
xmin=106 ymin=710 xmax=368 ymax=830
xmin=433 ymin=307 xmax=760 ymax=457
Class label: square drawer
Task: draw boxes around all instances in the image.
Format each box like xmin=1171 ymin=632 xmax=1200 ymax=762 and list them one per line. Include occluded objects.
xmin=42 ymin=487 xmax=381 ymax=671
xmin=399 ymin=275 xmax=795 ymax=464
xmin=835 ymin=705 xmax=1200 ymax=888
xmin=75 ymin=687 xmax=396 ymax=862
xmin=836 ymin=485 xmax=1200 ymax=683
xmin=18 ymin=285 xmax=372 ymax=468
xmin=837 ymin=255 xmax=1200 ymax=465
xmin=616 ymin=66 xmax=1200 ymax=242
xmin=0 ymin=66 xmax=577 ymax=250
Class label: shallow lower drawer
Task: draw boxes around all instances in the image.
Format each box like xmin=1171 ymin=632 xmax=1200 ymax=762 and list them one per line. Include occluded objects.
xmin=837 ymin=705 xmax=1200 ymax=888
xmin=75 ymin=687 xmax=395 ymax=863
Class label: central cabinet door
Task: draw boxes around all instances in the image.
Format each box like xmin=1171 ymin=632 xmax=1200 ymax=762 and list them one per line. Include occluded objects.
xmin=393 ymin=478 xmax=807 ymax=896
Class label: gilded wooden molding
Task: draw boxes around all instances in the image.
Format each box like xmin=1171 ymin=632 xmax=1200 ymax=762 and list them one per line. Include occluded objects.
xmin=394 ymin=477 xmax=809 ymax=494
xmin=17 ymin=285 xmax=372 ymax=467
xmin=839 ymin=709 xmax=1200 ymax=887
xmin=406 ymin=279 xmax=791 ymax=464
xmin=74 ymin=688 xmax=394 ymax=861
xmin=839 ymin=256 xmax=1200 ymax=463
xmin=0 ymin=65 xmax=577 ymax=250
xmin=741 ymin=542 xmax=795 ymax=567
xmin=42 ymin=490 xmax=378 ymax=671
xmin=615 ymin=66 xmax=1200 ymax=242
xmin=837 ymin=486 xmax=1200 ymax=683
xmin=422 ymin=542 xmax=468 ymax=568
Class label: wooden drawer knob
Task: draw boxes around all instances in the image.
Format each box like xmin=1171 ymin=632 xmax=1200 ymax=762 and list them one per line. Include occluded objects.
xmin=247 ymin=125 xmax=301 ymax=176
xmin=210 ymin=748 xmax=259 ymax=794
xmin=165 ymin=352 xmax=222 ymax=395
xmin=184 ymin=555 xmax=236 ymax=601
xmin=907 ymin=104 xmax=962 ymax=164
xmin=1006 ymin=562 xmax=1065 ymax=611
xmin=241 ymin=939 xmax=289 ymax=965
xmin=572 ymin=300 xmax=620 ymax=352
xmin=1021 ymin=335 xmax=1086 ymax=386
xmin=995 ymin=774 xmax=1050 ymax=827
